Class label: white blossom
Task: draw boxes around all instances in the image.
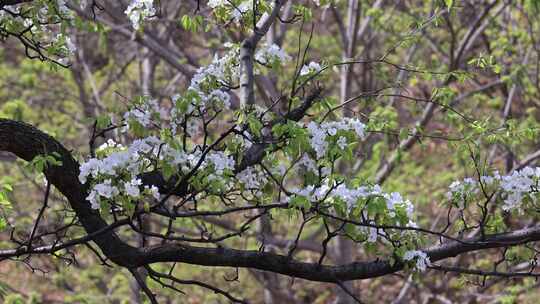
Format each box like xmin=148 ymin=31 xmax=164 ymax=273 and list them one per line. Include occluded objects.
xmin=298 ymin=154 xmax=318 ymax=174
xmin=231 ymin=1 xmax=251 ymax=22
xmin=447 ymin=167 xmax=540 ymax=212
xmin=500 ymin=167 xmax=540 ymax=211
xmin=403 ymin=250 xmax=431 ymax=272
xmin=185 ymin=48 xmax=240 ymax=113
xmin=86 ymin=190 xmax=99 ymax=209
xmin=94 ymin=179 xmax=119 ymax=200
xmin=205 ymin=151 xmax=235 ymax=176
xmin=124 ymin=178 xmax=142 ymax=197
xmin=237 ymin=167 xmax=267 ymax=189
xmin=208 ymin=0 xmax=228 ymax=8
xmin=337 ymin=136 xmax=347 ymax=150
xmin=307 ymin=118 xmax=366 ymax=158
xmin=446 ymin=177 xmax=478 ymax=202
xmin=384 ymin=192 xmax=405 ymax=218
xmin=208 ymin=89 xmax=231 ymax=108
xmin=65 ymin=36 xmax=77 ymax=54
xmin=300 ymin=61 xmax=323 ymax=76
xmin=125 ymin=0 xmax=155 ymax=30
xmin=255 ymin=43 xmax=290 ymax=65
xmin=80 ymin=136 xmax=163 ymax=186
xmin=97 ymin=139 xmax=123 ymax=152
xmin=145 ymin=185 xmax=161 ymax=200
xmin=124 ymin=108 xmax=151 ymax=128
xmin=55 ymin=34 xmax=76 ymax=55
xmin=360 ymin=223 xmax=378 ymax=243
xmin=79 ymin=158 xmax=101 ymax=184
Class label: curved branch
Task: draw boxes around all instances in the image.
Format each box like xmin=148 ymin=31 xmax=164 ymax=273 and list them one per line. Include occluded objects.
xmin=2 ymin=118 xmax=540 ymax=284
xmin=0 ymin=119 xmax=139 ymax=266
xmin=135 ymin=225 xmax=540 ymax=282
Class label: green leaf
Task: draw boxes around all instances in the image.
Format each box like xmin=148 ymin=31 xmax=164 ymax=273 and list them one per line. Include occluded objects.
xmin=180 ymin=15 xmax=203 ymax=33
xmin=398 ymin=128 xmax=409 ymax=142
xmin=247 ymin=115 xmax=263 ymax=137
xmin=96 ymin=115 xmax=111 ymax=129
xmin=0 ymin=218 xmax=6 ymax=231
xmin=290 ymin=196 xmax=311 ymax=211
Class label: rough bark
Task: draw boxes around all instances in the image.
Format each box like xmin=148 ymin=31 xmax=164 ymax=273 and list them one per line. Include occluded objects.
xmin=3 ymin=118 xmax=540 ymax=284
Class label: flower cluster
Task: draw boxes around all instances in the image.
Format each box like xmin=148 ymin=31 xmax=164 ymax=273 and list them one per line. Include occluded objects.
xmin=298 ymin=154 xmax=319 ymax=174
xmin=79 ymin=136 xmax=163 ymax=209
xmin=403 ymin=250 xmax=431 ymax=272
xmin=306 ymin=118 xmax=366 ymax=158
xmin=287 ymin=180 xmax=416 ymax=242
xmin=231 ymin=1 xmax=252 ymax=22
xmin=208 ymin=0 xmax=255 ymax=22
xmin=447 ymin=177 xmax=478 ymax=203
xmin=0 ymin=1 xmax=77 ymax=63
xmin=362 ymin=224 xmax=379 ymax=243
xmin=125 ymin=0 xmax=155 ymax=30
xmin=190 ymin=52 xmax=240 ymax=93
xmin=55 ymin=33 xmax=77 ymax=55
xmin=97 ymin=139 xmax=124 ymax=153
xmin=237 ymin=166 xmax=268 ymax=190
xmin=80 ymin=131 xmax=244 ymax=210
xmin=254 ymin=43 xmax=291 ymax=65
xmin=447 ymin=167 xmax=540 ymax=211
xmin=205 ymin=151 xmax=236 ymax=179
xmin=34 ymin=1 xmax=71 ymax=18
xmin=123 ymin=99 xmax=166 ymax=132
xmin=186 ymin=48 xmax=239 ymax=111
xmin=333 ymin=184 xmax=415 ymax=224
xmin=499 ymin=167 xmax=540 ymax=210
xmin=207 ymin=0 xmax=228 ymax=8
xmin=300 ymin=61 xmax=323 ymax=76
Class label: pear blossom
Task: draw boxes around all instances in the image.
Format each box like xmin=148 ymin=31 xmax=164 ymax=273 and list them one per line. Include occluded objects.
xmin=403 ymin=250 xmax=431 ymax=272
xmin=93 ymin=180 xmax=119 ymax=199
xmin=237 ymin=167 xmax=267 ymax=189
xmin=337 ymin=136 xmax=347 ymax=150
xmin=300 ymin=61 xmax=323 ymax=76
xmin=447 ymin=167 xmax=540 ymax=211
xmin=97 ymin=139 xmax=123 ymax=152
xmin=208 ymin=0 xmax=228 ymax=8
xmin=56 ymin=0 xmax=70 ymax=15
xmin=255 ymin=43 xmax=291 ymax=65
xmin=205 ymin=151 xmax=235 ymax=175
xmin=307 ymin=118 xmax=366 ymax=158
xmin=231 ymin=1 xmax=251 ymax=22
xmin=208 ymin=89 xmax=231 ymax=108
xmin=364 ymin=224 xmax=378 ymax=243
xmin=145 ymin=185 xmax=161 ymax=200
xmin=124 ymin=179 xmax=142 ymax=197
xmin=55 ymin=34 xmax=76 ymax=55
xmin=298 ymin=154 xmax=318 ymax=174
xmin=125 ymin=0 xmax=155 ymax=30
xmin=500 ymin=167 xmax=540 ymax=211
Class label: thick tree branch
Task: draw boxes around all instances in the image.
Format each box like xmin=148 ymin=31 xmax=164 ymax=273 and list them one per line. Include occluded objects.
xmin=135 ymin=225 xmax=540 ymax=282
xmin=0 ymin=0 xmax=31 ymax=6
xmin=0 ymin=119 xmax=139 ymax=266
xmin=2 ymin=118 xmax=540 ymax=285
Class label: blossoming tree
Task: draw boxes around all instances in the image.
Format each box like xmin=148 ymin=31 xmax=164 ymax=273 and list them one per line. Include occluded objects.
xmin=1 ymin=0 xmax=540 ymax=303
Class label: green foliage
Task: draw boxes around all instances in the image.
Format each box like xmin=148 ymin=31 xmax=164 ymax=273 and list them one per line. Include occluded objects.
xmin=26 ymin=152 xmax=63 ymax=173
xmin=4 ymin=294 xmax=24 ymax=304
xmin=180 ymin=15 xmax=204 ymax=32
